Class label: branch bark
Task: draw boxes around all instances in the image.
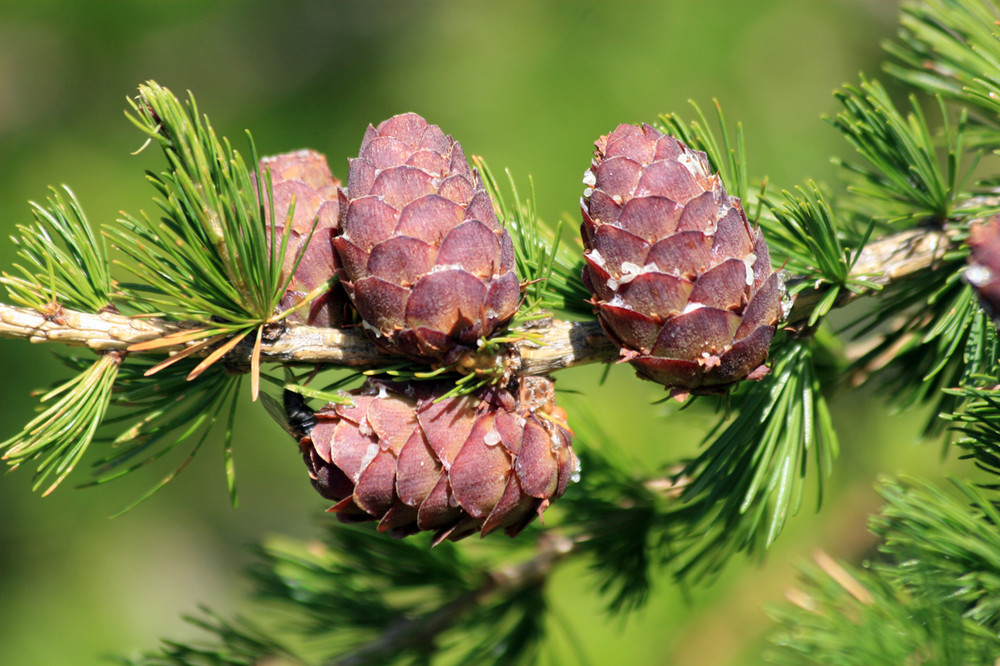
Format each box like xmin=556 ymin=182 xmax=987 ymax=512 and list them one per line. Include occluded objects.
xmin=330 ymin=533 xmax=578 ymax=666
xmin=783 ymin=226 xmax=954 ymax=325
xmin=0 ymin=225 xmax=959 ymax=374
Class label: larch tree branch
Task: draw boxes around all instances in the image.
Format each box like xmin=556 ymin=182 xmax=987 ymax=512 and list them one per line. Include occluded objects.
xmin=330 ymin=532 xmax=579 ymax=666
xmin=0 ymin=224 xmax=960 ymax=375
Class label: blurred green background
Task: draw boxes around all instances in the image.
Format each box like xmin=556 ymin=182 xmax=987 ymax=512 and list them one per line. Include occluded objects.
xmin=0 ymin=1 xmax=963 ymax=664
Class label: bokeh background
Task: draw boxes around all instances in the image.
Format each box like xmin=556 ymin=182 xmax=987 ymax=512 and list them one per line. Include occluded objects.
xmin=0 ymin=1 xmax=965 ymax=664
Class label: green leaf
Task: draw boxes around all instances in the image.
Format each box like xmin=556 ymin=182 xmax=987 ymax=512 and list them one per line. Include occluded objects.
xmin=0 ymin=352 xmax=121 ymax=495
xmin=658 ymin=99 xmax=750 ymax=204
xmin=80 ymin=356 xmax=244 ymax=512
xmin=759 ymin=181 xmax=880 ymax=325
xmin=943 ymin=383 xmax=1000 ymax=479
xmin=250 ymin=526 xmax=545 ymax=664
xmin=118 ymin=605 xmax=298 ymax=666
xmin=474 ymin=156 xmax=592 ymax=320
xmin=849 ymin=259 xmax=998 ymax=433
xmin=560 ymin=435 xmax=664 ymax=613
xmin=829 ymin=77 xmax=978 ymax=224
xmin=110 ymin=81 xmax=293 ymax=332
xmin=885 ymin=0 xmax=1000 ymax=139
xmin=767 ymin=478 xmax=1000 ymax=665
xmin=2 ymin=186 xmax=112 ymax=313
xmin=671 ymin=337 xmax=840 ymax=580
xmin=872 ymin=477 xmax=1000 ymax=635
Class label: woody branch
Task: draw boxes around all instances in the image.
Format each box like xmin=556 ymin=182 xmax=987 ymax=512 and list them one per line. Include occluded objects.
xmin=0 ymin=225 xmax=957 ymax=374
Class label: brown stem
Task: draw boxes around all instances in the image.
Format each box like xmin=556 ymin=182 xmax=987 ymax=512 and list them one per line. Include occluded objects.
xmin=329 ymin=533 xmax=577 ymax=666
xmin=0 ymin=300 xmax=618 ymax=374
xmin=0 ymin=225 xmax=961 ymax=375
xmin=784 ymin=226 xmax=954 ymax=325
xmin=324 ymin=472 xmax=691 ymax=666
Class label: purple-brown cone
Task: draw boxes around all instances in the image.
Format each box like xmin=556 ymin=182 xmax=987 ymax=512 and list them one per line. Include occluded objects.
xmin=334 ymin=113 xmax=521 ymax=363
xmin=968 ymin=216 xmax=1000 ymax=326
xmin=258 ymin=149 xmax=351 ymax=327
xmin=298 ymin=376 xmax=579 ymax=544
xmin=581 ymin=123 xmax=784 ymax=391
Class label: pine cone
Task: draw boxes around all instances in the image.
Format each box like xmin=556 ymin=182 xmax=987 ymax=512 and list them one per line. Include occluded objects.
xmin=334 ymin=113 xmax=521 ymax=363
xmin=967 ymin=216 xmax=1000 ymax=325
xmin=581 ymin=123 xmax=784 ymax=392
xmin=296 ymin=376 xmax=578 ymax=544
xmin=258 ymin=149 xmax=350 ymax=327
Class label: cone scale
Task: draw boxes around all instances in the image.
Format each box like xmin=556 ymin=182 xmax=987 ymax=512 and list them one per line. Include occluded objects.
xmin=257 ymin=149 xmax=351 ymax=328
xmin=296 ymin=377 xmax=579 ymax=544
xmin=968 ymin=216 xmax=1000 ymax=327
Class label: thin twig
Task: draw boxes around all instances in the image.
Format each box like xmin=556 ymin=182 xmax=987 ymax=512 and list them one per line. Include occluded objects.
xmin=0 ymin=300 xmax=617 ymax=374
xmin=329 ymin=472 xmax=701 ymax=666
xmin=330 ymin=533 xmax=578 ymax=666
xmin=784 ymin=226 xmax=954 ymax=325
xmin=0 ymin=225 xmax=961 ymax=374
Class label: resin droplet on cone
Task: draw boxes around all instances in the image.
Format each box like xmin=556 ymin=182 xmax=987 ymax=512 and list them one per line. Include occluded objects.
xmin=296 ymin=377 xmax=578 ymax=544
xmin=335 ymin=113 xmax=520 ymax=363
xmin=257 ymin=149 xmax=351 ymax=327
xmin=581 ymin=123 xmax=784 ymax=391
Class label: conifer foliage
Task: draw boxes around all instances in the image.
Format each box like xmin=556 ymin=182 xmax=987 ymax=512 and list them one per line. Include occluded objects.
xmin=4 ymin=0 xmax=1000 ymax=663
